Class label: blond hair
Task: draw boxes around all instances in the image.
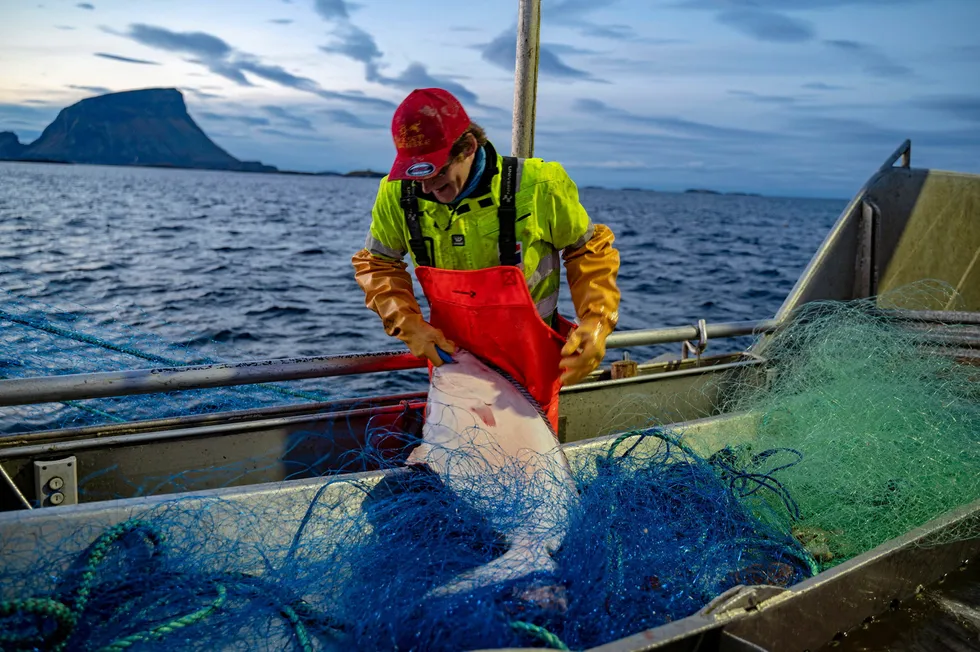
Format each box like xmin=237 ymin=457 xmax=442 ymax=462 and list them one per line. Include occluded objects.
xmin=449 ymin=123 xmax=488 ymax=161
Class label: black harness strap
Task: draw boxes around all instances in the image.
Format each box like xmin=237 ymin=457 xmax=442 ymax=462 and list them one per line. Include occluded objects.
xmin=497 ymin=156 xmax=520 ymax=266
xmin=399 ymin=181 xmax=432 ymax=268
xmin=400 ymin=156 xmax=521 ymax=268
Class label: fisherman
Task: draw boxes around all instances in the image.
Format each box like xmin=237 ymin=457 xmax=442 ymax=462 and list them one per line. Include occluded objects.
xmin=351 ymin=87 xmax=621 ymax=430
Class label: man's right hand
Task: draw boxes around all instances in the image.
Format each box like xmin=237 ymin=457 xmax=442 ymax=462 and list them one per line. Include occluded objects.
xmin=396 ymin=314 xmax=456 ymax=366
xmin=353 ymin=249 xmax=456 ymax=366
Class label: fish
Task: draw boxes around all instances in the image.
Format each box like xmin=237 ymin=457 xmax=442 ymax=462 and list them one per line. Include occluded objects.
xmin=406 ymin=350 xmax=579 ymax=601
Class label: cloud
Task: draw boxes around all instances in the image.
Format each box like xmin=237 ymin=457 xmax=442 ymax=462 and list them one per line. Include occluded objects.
xmin=269 ymin=19 xmax=293 ymax=25
xmin=262 ymin=105 xmax=314 ymax=131
xmin=317 ymin=90 xmax=395 ymax=110
xmin=235 ymin=56 xmax=319 ymax=91
xmin=110 ymin=23 xmax=395 ymax=109
xmin=197 ymin=111 xmax=270 ymax=126
xmin=802 ymin=82 xmax=849 ymax=91
xmin=544 ymin=0 xmax=639 ymax=40
xmin=951 ymin=45 xmax=980 ymax=61
xmin=674 ymin=0 xmax=925 ymax=9
xmin=537 ymin=43 xmax=599 ymax=57
xmin=728 ymin=90 xmax=799 ymax=105
xmin=320 ymin=23 xmax=382 ymax=66
xmin=382 ymin=62 xmax=469 ymax=101
xmin=122 ymin=23 xmax=232 ymax=59
xmin=323 ymin=108 xmax=383 ymax=129
xmin=786 ymin=115 xmax=980 ymax=150
xmin=56 ymin=25 xmax=75 ymax=30
xmin=823 ymin=39 xmax=912 ymax=78
xmin=370 ymin=62 xmax=480 ymax=106
xmin=257 ymin=127 xmax=330 ymax=142
xmin=68 ymin=84 xmax=112 ymax=94
xmin=0 ymin=103 xmax=61 ymax=133
xmin=183 ymin=87 xmax=223 ymax=100
xmin=312 ymin=10 xmax=492 ymax=111
xmin=76 ymin=2 xmax=94 ymax=9
xmin=313 ymin=0 xmax=350 ymax=21
xmin=578 ymin=24 xmax=633 ymax=40
xmin=572 ymin=98 xmax=774 ymax=141
xmin=479 ymin=29 xmax=606 ymax=82
xmin=94 ymin=52 xmax=160 ymax=65
xmin=716 ymin=10 xmax=815 ymax=42
xmin=575 ymin=159 xmax=650 ymax=170
xmin=914 ymin=95 xmax=980 ymax=123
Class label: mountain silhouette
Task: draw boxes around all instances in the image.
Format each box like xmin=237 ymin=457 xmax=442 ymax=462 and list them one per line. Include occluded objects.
xmin=0 ymin=88 xmax=276 ymax=172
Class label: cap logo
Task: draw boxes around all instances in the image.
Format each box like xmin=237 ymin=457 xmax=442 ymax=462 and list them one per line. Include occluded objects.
xmin=394 ymin=122 xmax=430 ymax=150
xmin=406 ymin=162 xmax=436 ymax=177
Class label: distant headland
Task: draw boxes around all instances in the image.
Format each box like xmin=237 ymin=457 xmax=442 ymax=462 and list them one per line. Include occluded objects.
xmin=684 ymin=188 xmax=761 ymax=196
xmin=0 ymin=88 xmax=385 ymax=178
xmin=610 ymin=186 xmax=763 ymax=196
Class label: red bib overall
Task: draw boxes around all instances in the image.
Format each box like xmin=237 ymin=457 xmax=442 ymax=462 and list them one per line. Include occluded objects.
xmin=414 ymin=265 xmax=575 ymax=433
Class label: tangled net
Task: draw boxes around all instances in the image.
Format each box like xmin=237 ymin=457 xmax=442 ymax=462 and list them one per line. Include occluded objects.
xmin=1 ymin=286 xmax=979 ymax=650
xmin=719 ymin=291 xmax=980 ymax=567
xmin=0 ymin=429 xmax=816 ymax=652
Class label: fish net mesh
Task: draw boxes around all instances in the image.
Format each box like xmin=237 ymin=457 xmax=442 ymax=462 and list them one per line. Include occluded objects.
xmin=0 ymin=288 xmax=333 ymax=435
xmin=718 ymin=283 xmax=980 ymax=566
xmin=0 ymin=282 xmax=978 ymax=651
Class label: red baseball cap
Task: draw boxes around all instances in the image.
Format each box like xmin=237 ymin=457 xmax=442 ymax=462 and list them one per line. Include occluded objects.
xmin=388 ymin=88 xmax=471 ymax=181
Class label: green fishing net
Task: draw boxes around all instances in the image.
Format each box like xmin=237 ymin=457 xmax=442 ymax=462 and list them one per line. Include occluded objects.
xmin=717 ymin=285 xmax=980 ymax=568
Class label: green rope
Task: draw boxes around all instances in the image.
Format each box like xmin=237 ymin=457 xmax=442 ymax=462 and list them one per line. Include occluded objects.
xmin=64 ymin=400 xmax=128 ymax=422
xmin=0 ymin=309 xmax=332 ymax=405
xmin=0 ymin=597 xmax=74 ymax=645
xmin=73 ymin=521 xmax=165 ymax=616
xmin=0 ymin=520 xmax=164 ymax=651
xmin=0 ymin=517 xmax=339 ymax=652
xmin=0 ymin=309 xmax=183 ymax=365
xmin=510 ymin=621 xmax=570 ymax=650
xmin=278 ymin=603 xmax=314 ymax=652
xmin=0 ymin=373 xmax=127 ymax=423
xmin=96 ymin=583 xmax=227 ymax=652
xmin=226 ymin=571 xmax=338 ymax=650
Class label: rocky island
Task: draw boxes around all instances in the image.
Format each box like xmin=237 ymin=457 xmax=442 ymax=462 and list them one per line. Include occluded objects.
xmin=0 ymin=87 xmax=387 ymax=177
xmin=0 ymin=88 xmax=279 ymax=172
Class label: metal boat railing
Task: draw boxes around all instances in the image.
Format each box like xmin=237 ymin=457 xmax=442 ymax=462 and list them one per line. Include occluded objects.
xmin=0 ymin=319 xmax=778 ymax=406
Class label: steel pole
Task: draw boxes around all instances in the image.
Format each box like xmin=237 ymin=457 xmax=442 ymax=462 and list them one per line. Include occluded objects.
xmin=0 ymin=351 xmax=425 ymax=407
xmin=0 ymin=321 xmax=779 ymax=407
xmin=512 ymin=0 xmax=541 ymax=158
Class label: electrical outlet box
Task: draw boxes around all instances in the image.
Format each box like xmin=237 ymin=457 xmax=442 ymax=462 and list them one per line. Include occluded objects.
xmin=34 ymin=457 xmax=78 ymax=507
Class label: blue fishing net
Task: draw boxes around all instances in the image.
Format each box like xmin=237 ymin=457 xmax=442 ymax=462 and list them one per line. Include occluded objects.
xmin=0 ymin=430 xmax=816 ymax=652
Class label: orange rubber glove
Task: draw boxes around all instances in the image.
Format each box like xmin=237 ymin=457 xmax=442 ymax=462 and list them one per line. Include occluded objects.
xmin=559 ymin=224 xmax=621 ymax=386
xmin=352 ymin=249 xmax=456 ymax=366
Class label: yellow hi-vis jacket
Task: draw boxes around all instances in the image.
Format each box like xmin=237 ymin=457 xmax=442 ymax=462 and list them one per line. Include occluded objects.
xmin=362 ymin=141 xmax=613 ymax=321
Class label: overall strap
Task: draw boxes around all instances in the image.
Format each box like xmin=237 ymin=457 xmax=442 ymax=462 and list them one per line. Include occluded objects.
xmin=399 ymin=181 xmax=432 ymax=267
xmin=399 ymin=156 xmax=521 ymax=268
xmin=498 ymin=156 xmax=520 ymax=266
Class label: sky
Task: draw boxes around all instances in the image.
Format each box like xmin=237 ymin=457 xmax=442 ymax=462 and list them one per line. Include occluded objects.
xmin=0 ymin=0 xmax=977 ymax=198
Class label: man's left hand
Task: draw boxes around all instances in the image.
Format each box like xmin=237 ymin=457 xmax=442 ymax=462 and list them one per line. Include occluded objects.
xmin=559 ymin=318 xmax=611 ymax=386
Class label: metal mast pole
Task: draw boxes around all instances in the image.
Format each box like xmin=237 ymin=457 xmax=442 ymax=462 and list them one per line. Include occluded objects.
xmin=512 ymin=0 xmax=541 ymax=158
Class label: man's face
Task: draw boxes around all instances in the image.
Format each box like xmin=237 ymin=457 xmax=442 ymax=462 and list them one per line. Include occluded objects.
xmin=420 ymin=135 xmax=476 ymax=203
